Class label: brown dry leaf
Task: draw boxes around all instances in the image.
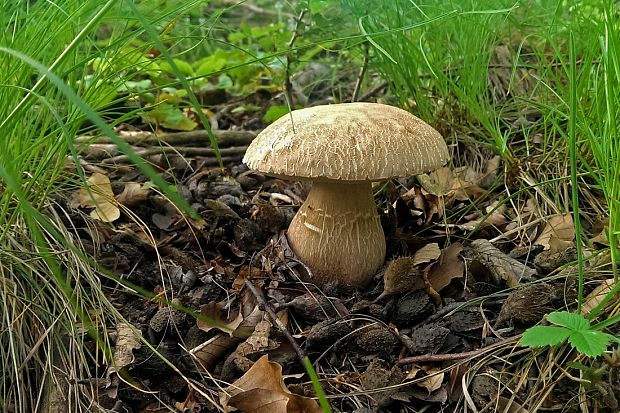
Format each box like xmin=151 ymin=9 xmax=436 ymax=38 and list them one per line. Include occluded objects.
xmin=116 ymin=182 xmax=150 ymax=207
xmin=457 ymin=202 xmax=507 ymax=231
xmin=413 ymin=243 xmax=441 ymax=265
xmin=427 ymin=243 xmax=464 ymax=292
xmin=221 ymin=355 xmax=322 ymax=413
xmin=78 ymin=172 xmax=120 ymax=222
xmin=419 ymin=167 xmax=487 ymax=201
xmin=420 ymin=167 xmax=453 ymax=196
xmin=221 ymin=320 xmax=278 ymax=381
xmin=112 ymin=322 xmax=142 ymax=368
xmin=192 ymin=305 xmax=264 ymax=370
xmin=106 ymin=322 xmax=142 ymax=399
xmin=417 ymin=366 xmax=444 ymax=394
xmin=451 ymin=170 xmax=487 ymax=201
xmin=535 ymin=214 xmax=575 ymax=251
xmin=197 ymin=301 xmax=244 ymax=336
xmin=581 ymin=279 xmax=616 ymax=316
xmin=590 ymin=218 xmax=609 ymax=245
xmin=405 ymin=365 xmax=444 ymax=394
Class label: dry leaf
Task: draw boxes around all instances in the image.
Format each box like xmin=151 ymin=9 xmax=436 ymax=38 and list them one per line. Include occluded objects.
xmin=419 ymin=167 xmax=487 ymax=201
xmin=116 ymin=182 xmax=150 ymax=207
xmin=413 ymin=243 xmax=441 ymax=265
xmin=112 ymin=322 xmax=142 ymax=369
xmin=582 ymin=279 xmax=616 ymax=316
xmin=535 ymin=214 xmax=575 ymax=252
xmin=220 ymin=355 xmax=322 ymax=413
xmin=192 ymin=305 xmax=263 ymax=370
xmin=78 ymin=172 xmax=120 ymax=222
xmin=106 ymin=322 xmax=142 ymax=398
xmin=221 ymin=320 xmax=279 ymax=381
xmin=457 ymin=202 xmax=507 ymax=231
xmin=197 ymin=301 xmax=243 ymax=336
xmin=405 ymin=365 xmax=444 ymax=394
xmin=417 ymin=366 xmax=444 ymax=394
xmin=427 ymin=243 xmax=464 ymax=292
xmin=420 ymin=167 xmax=453 ymax=196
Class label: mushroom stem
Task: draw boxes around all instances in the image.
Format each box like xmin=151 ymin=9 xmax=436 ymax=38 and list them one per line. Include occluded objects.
xmin=287 ymin=180 xmax=386 ymax=288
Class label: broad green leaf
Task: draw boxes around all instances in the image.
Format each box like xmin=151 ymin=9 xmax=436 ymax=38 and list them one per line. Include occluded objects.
xmin=520 ymin=326 xmax=571 ymax=347
xmin=160 ymin=58 xmax=193 ymax=76
xmin=547 ymin=311 xmax=590 ymax=331
xmin=143 ymin=103 xmax=197 ymax=131
xmin=568 ymin=330 xmax=613 ymax=357
xmin=195 ymin=55 xmax=228 ymax=77
xmin=263 ymin=105 xmax=290 ymax=124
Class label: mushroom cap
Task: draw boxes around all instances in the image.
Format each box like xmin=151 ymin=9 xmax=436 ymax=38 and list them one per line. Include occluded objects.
xmin=243 ymin=102 xmax=449 ymax=181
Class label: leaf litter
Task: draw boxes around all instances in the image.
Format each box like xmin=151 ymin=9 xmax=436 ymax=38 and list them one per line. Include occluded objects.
xmin=65 ymin=64 xmax=620 ymax=413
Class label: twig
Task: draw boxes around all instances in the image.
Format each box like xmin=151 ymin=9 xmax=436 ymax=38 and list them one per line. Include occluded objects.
xmin=244 ymin=278 xmax=307 ymax=364
xmin=283 ymin=8 xmax=307 ymax=110
xmin=351 ymin=44 xmax=369 ymax=102
xmin=101 ymin=146 xmax=246 ymax=164
xmin=77 ymin=129 xmax=257 ymax=147
xmin=353 ymin=81 xmax=388 ymax=102
xmin=397 ymin=334 xmax=522 ymax=365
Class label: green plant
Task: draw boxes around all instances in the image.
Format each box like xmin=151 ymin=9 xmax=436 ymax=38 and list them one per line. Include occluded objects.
xmin=0 ymin=1 xmax=212 ymax=410
xmin=520 ymin=311 xmax=619 ymax=357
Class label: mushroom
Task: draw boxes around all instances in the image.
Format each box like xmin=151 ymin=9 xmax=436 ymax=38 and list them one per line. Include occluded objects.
xmin=243 ymin=102 xmax=449 ymax=289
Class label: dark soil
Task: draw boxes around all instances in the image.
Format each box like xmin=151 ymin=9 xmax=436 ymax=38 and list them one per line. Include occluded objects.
xmin=70 ymin=91 xmax=619 ymax=413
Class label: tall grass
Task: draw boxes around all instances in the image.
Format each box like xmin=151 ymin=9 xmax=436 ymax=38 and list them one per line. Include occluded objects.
xmin=349 ymin=0 xmax=619 ymax=282
xmin=0 ymin=1 xmax=211 ymax=411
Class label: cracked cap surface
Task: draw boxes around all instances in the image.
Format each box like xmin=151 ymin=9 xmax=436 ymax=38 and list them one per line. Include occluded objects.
xmin=243 ymin=102 xmax=449 ymax=181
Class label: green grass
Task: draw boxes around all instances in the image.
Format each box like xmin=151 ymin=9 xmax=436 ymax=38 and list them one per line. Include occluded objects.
xmin=347 ymin=0 xmax=619 ymax=299
xmin=0 ymin=1 xmax=213 ymax=411
xmin=339 ymin=0 xmax=620 ymax=406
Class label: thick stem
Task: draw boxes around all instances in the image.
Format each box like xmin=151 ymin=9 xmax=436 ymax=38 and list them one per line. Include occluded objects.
xmin=287 ymin=181 xmax=386 ymax=288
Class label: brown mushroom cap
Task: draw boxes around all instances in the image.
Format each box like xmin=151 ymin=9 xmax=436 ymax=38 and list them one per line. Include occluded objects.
xmin=242 ymin=102 xmax=449 ymax=289
xmin=243 ymin=102 xmax=449 ymax=181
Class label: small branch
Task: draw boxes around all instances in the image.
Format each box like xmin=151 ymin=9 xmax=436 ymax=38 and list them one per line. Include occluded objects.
xmin=101 ymin=146 xmax=246 ymax=164
xmin=283 ymin=9 xmax=307 ymax=110
xmin=397 ymin=334 xmax=522 ymax=366
xmin=77 ymin=129 xmax=257 ymax=148
xmin=244 ymin=278 xmax=307 ymax=364
xmin=351 ymin=44 xmax=369 ymax=102
xmin=351 ymin=81 xmax=388 ymax=103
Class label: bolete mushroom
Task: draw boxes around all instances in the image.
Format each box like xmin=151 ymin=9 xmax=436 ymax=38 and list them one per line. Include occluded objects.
xmin=243 ymin=102 xmax=449 ymax=288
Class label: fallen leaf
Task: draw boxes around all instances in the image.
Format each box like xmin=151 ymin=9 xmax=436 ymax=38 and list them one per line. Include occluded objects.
xmin=419 ymin=166 xmax=487 ymax=201
xmin=405 ymin=365 xmax=444 ymax=394
xmin=116 ymin=182 xmax=150 ymax=207
xmin=413 ymin=243 xmax=441 ymax=265
xmin=220 ymin=355 xmax=322 ymax=413
xmin=78 ymin=172 xmax=120 ymax=222
xmin=457 ymin=202 xmax=507 ymax=231
xmin=420 ymin=167 xmax=453 ymax=196
xmin=197 ymin=301 xmax=243 ymax=336
xmin=106 ymin=322 xmax=142 ymax=398
xmin=112 ymin=322 xmax=142 ymax=369
xmin=417 ymin=366 xmax=444 ymax=394
xmin=192 ymin=305 xmax=263 ymax=370
xmin=535 ymin=214 xmax=575 ymax=252
xmin=581 ymin=279 xmax=616 ymax=316
xmin=427 ymin=243 xmax=464 ymax=292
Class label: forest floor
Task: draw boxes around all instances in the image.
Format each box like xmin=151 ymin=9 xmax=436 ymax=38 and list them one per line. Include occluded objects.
xmin=68 ymin=65 xmax=619 ymax=413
